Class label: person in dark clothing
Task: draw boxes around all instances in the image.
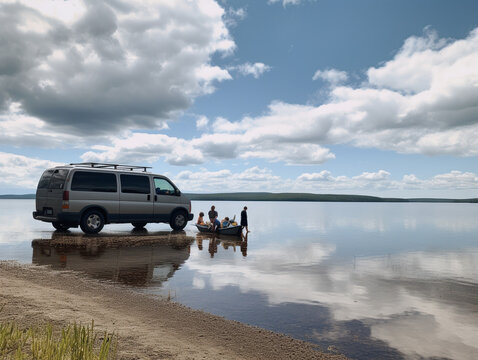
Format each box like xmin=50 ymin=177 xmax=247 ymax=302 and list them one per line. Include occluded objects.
xmin=241 ymin=206 xmax=249 ymax=232
xmin=208 ymin=205 xmax=219 ymax=231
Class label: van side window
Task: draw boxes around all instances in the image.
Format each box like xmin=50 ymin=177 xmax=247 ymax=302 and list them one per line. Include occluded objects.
xmin=37 ymin=170 xmax=54 ymax=189
xmin=121 ymin=174 xmax=151 ymax=194
xmin=154 ymin=178 xmax=176 ymax=195
xmin=71 ymin=171 xmax=117 ymax=192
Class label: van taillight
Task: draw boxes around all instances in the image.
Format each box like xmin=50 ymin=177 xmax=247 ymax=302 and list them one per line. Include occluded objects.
xmin=62 ymin=191 xmax=70 ymax=209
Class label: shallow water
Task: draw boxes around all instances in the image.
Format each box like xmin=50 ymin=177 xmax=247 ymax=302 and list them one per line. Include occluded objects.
xmin=1 ymin=199 xmax=478 ymax=359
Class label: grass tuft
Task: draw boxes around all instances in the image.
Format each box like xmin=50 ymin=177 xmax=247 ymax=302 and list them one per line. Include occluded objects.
xmin=0 ymin=320 xmax=117 ymax=359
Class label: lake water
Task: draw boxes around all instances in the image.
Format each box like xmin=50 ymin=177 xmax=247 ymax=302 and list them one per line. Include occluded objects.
xmin=1 ymin=199 xmax=477 ymax=360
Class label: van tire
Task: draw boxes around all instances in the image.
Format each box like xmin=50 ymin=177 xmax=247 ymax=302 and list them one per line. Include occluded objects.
xmin=170 ymin=210 xmax=187 ymax=231
xmin=132 ymin=222 xmax=147 ymax=229
xmin=52 ymin=222 xmax=70 ymax=231
xmin=80 ymin=209 xmax=105 ymax=234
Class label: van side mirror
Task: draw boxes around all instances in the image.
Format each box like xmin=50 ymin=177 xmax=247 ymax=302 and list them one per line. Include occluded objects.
xmin=175 ymin=189 xmax=181 ymax=196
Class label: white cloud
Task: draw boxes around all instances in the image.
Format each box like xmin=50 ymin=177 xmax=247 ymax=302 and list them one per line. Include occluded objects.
xmin=232 ymin=62 xmax=271 ymax=78
xmin=0 ymin=152 xmax=62 ymax=188
xmin=268 ymin=0 xmax=302 ymax=6
xmin=297 ymin=170 xmax=478 ymax=193
xmin=3 ymin=23 xmax=478 ymax=170
xmin=0 ymin=0 xmax=235 ymax=135
xmin=91 ymin=23 xmax=478 ymax=167
xmin=173 ymin=167 xmax=285 ymax=192
xmin=2 ymin=153 xmax=478 ymax=196
xmin=196 ymin=115 xmax=209 ymax=130
xmin=226 ymin=27 xmax=478 ymax=158
xmin=312 ymin=68 xmax=348 ymax=85
xmin=81 ymin=133 xmax=205 ymax=166
xmin=224 ymin=7 xmax=246 ymax=27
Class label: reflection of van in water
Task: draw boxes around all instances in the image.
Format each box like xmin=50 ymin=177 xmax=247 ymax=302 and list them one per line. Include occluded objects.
xmin=33 ymin=163 xmax=194 ymax=234
xmin=31 ymin=235 xmax=192 ymax=286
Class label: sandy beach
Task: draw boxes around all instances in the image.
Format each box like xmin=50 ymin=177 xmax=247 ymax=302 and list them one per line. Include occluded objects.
xmin=0 ymin=261 xmax=347 ymax=360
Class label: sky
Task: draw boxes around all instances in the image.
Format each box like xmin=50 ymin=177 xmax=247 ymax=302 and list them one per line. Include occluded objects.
xmin=1 ymin=0 xmax=478 ymax=198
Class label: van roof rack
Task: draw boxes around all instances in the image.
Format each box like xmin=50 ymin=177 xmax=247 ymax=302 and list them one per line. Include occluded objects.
xmin=69 ymin=162 xmax=152 ymax=172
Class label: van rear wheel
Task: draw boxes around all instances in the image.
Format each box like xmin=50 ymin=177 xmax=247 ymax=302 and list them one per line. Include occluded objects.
xmin=170 ymin=210 xmax=187 ymax=231
xmin=80 ymin=209 xmax=105 ymax=234
xmin=52 ymin=222 xmax=70 ymax=231
xmin=131 ymin=222 xmax=147 ymax=229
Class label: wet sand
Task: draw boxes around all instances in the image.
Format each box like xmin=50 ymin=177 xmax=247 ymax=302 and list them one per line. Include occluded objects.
xmin=0 ymin=258 xmax=347 ymax=359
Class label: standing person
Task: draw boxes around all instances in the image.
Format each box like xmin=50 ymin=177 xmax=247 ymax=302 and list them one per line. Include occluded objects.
xmin=241 ymin=206 xmax=249 ymax=233
xmin=208 ymin=205 xmax=219 ymax=231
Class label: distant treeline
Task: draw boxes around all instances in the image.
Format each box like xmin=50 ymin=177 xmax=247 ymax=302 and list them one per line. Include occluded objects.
xmin=0 ymin=194 xmax=35 ymax=199
xmin=1 ymin=192 xmax=477 ymax=203
xmin=185 ymin=192 xmax=478 ymax=203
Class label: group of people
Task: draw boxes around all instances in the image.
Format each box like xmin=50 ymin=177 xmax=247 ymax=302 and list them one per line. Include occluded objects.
xmin=197 ymin=205 xmax=249 ymax=232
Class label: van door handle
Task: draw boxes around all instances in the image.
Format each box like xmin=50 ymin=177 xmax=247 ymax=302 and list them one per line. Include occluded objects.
xmin=154 ymin=195 xmax=157 ymax=201
xmin=147 ymin=194 xmax=151 ymax=201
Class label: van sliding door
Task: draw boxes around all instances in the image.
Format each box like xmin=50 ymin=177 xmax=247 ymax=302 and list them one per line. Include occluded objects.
xmin=119 ymin=174 xmax=154 ymax=222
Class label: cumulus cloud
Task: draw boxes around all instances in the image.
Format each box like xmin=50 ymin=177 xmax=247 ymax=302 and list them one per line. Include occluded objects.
xmin=312 ymin=69 xmax=348 ymax=85
xmin=230 ymin=62 xmax=272 ymax=79
xmin=297 ymin=170 xmax=478 ymax=193
xmin=2 ymin=152 xmax=478 ymax=195
xmin=0 ymin=152 xmax=62 ymax=188
xmin=0 ymin=0 xmax=235 ymax=135
xmin=173 ymin=167 xmax=285 ymax=192
xmin=268 ymin=0 xmax=302 ymax=6
xmin=81 ymin=121 xmax=335 ymax=166
xmin=173 ymin=167 xmax=478 ymax=195
xmin=196 ymin=115 xmax=209 ymax=130
xmin=224 ymin=7 xmax=246 ymax=27
xmin=83 ymin=27 xmax=478 ymax=165
xmin=81 ymin=133 xmax=205 ymax=166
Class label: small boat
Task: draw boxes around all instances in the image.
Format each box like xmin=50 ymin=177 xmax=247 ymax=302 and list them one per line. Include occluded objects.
xmin=195 ymin=224 xmax=243 ymax=236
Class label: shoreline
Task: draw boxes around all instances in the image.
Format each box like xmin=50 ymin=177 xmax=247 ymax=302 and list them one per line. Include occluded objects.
xmin=0 ymin=261 xmax=347 ymax=360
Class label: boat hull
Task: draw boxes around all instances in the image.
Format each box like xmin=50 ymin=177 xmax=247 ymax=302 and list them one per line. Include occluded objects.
xmin=195 ymin=224 xmax=242 ymax=236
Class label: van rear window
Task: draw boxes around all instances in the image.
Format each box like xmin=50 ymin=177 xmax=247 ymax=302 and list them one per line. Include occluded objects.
xmin=37 ymin=170 xmax=54 ymax=189
xmin=37 ymin=169 xmax=68 ymax=189
xmin=71 ymin=171 xmax=117 ymax=192
xmin=49 ymin=169 xmax=69 ymax=189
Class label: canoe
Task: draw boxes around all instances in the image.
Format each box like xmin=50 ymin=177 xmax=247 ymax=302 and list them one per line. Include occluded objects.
xmin=195 ymin=224 xmax=242 ymax=236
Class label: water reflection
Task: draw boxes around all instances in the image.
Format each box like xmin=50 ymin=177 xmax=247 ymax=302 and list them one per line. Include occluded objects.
xmin=195 ymin=233 xmax=248 ymax=258
xmin=3 ymin=200 xmax=478 ymax=359
xmin=185 ymin=241 xmax=478 ymax=359
xmin=31 ymin=231 xmax=194 ymax=286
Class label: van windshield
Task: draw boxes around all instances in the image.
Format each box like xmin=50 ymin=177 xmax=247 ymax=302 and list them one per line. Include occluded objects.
xmin=37 ymin=169 xmax=68 ymax=190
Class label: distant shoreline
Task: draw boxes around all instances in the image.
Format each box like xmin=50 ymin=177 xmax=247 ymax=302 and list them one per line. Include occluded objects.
xmin=1 ymin=192 xmax=477 ymax=203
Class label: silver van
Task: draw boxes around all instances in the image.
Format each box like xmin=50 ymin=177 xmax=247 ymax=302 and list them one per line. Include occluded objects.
xmin=33 ymin=163 xmax=194 ymax=234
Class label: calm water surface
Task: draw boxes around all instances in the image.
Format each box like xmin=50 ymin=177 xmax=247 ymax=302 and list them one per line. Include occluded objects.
xmin=1 ymin=199 xmax=477 ymax=360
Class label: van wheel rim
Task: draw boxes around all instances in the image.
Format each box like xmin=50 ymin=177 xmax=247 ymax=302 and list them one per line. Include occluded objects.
xmin=175 ymin=214 xmax=186 ymax=226
xmin=87 ymin=214 xmax=101 ymax=229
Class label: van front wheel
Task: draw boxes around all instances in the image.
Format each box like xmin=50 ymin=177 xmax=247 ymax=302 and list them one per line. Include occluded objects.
xmin=80 ymin=209 xmax=105 ymax=234
xmin=170 ymin=211 xmax=187 ymax=231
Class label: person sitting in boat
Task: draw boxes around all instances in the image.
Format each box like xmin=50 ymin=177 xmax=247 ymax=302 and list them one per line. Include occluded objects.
xmin=197 ymin=212 xmax=205 ymax=225
xmin=221 ymin=217 xmax=230 ymax=228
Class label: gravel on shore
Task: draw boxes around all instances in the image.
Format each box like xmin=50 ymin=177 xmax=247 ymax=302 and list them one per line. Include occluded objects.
xmin=0 ymin=261 xmax=347 ymax=360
